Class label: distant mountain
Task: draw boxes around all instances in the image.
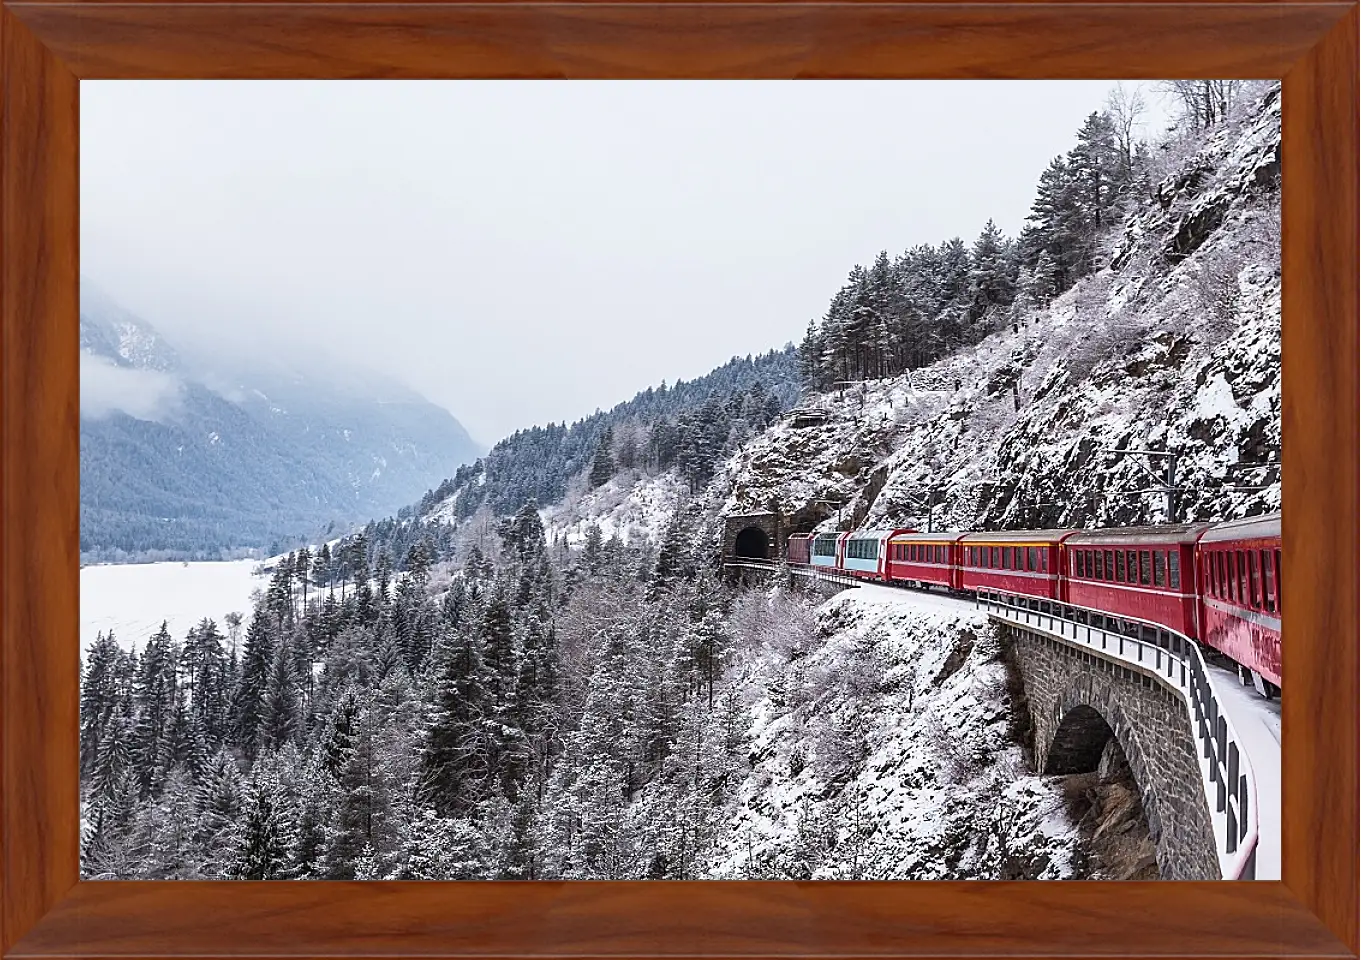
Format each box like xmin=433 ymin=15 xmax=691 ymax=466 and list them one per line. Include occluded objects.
xmin=79 ymin=284 xmax=483 ymax=560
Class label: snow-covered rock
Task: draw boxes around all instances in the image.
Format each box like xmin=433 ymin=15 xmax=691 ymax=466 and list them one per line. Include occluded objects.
xmin=705 ymin=588 xmax=1085 ymax=879
xmin=713 ymin=88 xmax=1280 ymax=536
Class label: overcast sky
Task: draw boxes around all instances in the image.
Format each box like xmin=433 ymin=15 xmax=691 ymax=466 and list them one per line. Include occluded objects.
xmin=81 ymin=81 xmax=1167 ymax=446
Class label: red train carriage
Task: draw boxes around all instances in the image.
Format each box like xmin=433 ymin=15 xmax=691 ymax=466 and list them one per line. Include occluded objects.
xmin=1063 ymin=524 xmax=1207 ymax=638
xmin=786 ymin=533 xmax=813 ymax=566
xmin=959 ymin=530 xmax=1074 ymax=600
xmin=885 ymin=531 xmax=965 ymax=590
xmin=1196 ymin=513 xmax=1281 ymax=696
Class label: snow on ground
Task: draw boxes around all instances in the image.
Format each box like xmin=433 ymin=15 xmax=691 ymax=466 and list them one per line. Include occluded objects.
xmin=543 ymin=470 xmax=687 ymax=548
xmin=1206 ymin=663 xmax=1281 ymax=880
xmin=80 ymin=560 xmax=264 ymax=653
xmin=817 ymin=581 xmax=1280 ymax=880
xmin=709 ymin=584 xmax=1084 ymax=879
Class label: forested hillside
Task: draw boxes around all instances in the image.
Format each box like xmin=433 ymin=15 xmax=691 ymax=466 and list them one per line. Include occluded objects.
xmin=80 ymin=285 xmax=482 ymax=560
xmin=413 ymin=349 xmax=798 ymax=526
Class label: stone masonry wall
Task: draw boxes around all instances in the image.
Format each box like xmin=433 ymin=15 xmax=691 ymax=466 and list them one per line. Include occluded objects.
xmin=1004 ymin=625 xmax=1223 ymax=880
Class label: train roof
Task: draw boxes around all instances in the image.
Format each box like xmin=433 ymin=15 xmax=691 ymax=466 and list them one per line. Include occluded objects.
xmin=788 ymin=532 xmax=815 ymax=540
xmin=960 ymin=529 xmax=1079 ymax=544
xmin=888 ymin=531 xmax=966 ymax=543
xmin=845 ymin=528 xmax=909 ymax=540
xmin=1066 ymin=523 xmax=1211 ymax=546
xmin=1199 ymin=512 xmax=1281 ymax=543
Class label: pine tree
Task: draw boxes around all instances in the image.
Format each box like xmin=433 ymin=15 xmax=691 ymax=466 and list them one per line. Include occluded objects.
xmin=231 ymin=768 xmax=296 ymax=880
xmin=589 ymin=428 xmax=616 ymax=488
xmin=233 ymin=609 xmax=275 ymax=760
xmin=80 ymin=631 xmax=125 ymax=777
xmin=131 ymin=623 xmax=177 ymax=798
xmin=261 ymin=639 xmax=299 ymax=752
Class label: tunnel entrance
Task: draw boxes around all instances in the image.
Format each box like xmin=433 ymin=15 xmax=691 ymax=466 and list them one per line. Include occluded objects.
xmin=734 ymin=526 xmax=771 ymax=560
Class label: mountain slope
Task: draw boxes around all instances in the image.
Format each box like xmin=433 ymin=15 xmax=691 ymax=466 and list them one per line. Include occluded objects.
xmin=79 ymin=285 xmax=483 ymax=559
xmin=712 ymin=86 xmax=1281 ymax=538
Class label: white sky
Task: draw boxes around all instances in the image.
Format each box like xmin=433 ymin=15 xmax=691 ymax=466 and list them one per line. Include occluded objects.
xmin=81 ymin=81 xmax=1169 ymax=446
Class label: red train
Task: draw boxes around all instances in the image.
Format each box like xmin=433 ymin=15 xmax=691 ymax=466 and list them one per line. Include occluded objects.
xmin=789 ymin=513 xmax=1282 ymax=698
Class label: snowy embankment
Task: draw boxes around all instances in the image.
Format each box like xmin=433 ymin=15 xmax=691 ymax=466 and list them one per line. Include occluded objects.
xmin=80 ymin=559 xmax=263 ymax=653
xmin=707 ymin=585 xmax=1084 ymax=879
xmin=541 ymin=470 xmax=688 ymax=548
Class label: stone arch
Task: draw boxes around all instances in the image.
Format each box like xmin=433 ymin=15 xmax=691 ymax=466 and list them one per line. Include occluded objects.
xmin=734 ymin=526 xmax=771 ymax=560
xmin=1045 ymin=704 xmax=1116 ymax=775
xmin=1047 ymin=679 xmax=1167 ymax=866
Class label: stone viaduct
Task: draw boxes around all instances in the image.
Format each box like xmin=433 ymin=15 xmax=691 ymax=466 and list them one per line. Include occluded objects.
xmin=1004 ymin=625 xmax=1222 ymax=879
xmin=719 ymin=523 xmax=1228 ymax=879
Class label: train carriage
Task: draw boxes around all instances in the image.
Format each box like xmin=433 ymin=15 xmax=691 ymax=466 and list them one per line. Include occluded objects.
xmin=839 ymin=529 xmax=913 ymax=581
xmin=810 ymin=531 xmax=848 ymax=570
xmin=1063 ymin=524 xmax=1208 ymax=638
xmin=1196 ymin=513 xmax=1281 ymax=695
xmin=959 ymin=530 xmax=1074 ymax=600
xmin=885 ymin=531 xmax=965 ymax=590
xmin=786 ymin=533 xmax=814 ymax=566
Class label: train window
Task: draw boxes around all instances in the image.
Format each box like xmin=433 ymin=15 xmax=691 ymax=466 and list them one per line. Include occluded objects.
xmin=990 ymin=547 xmax=1000 ymax=568
xmin=935 ymin=546 xmax=943 ymax=563
xmin=1139 ymin=551 xmax=1152 ymax=585
xmin=1154 ymin=552 xmax=1166 ymax=586
xmin=1084 ymin=550 xmax=1093 ymax=578
xmin=1261 ymin=551 xmax=1274 ymax=611
xmin=970 ymin=546 xmax=979 ymax=566
xmin=1216 ymin=552 xmax=1226 ymax=597
xmin=1115 ymin=550 xmax=1125 ymax=582
xmin=1126 ymin=551 xmax=1138 ymax=583
xmin=1249 ymin=552 xmax=1260 ymax=609
xmin=1169 ymin=552 xmax=1180 ymax=589
xmin=1238 ymin=551 xmax=1250 ymax=604
xmin=1274 ymin=550 xmax=1282 ymax=613
xmin=1101 ymin=550 xmax=1112 ymax=580
xmin=1013 ymin=547 xmax=1022 ymax=569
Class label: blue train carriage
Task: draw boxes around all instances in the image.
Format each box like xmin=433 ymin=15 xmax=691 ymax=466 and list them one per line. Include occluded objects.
xmin=839 ymin=528 xmax=913 ymax=581
xmin=810 ymin=531 xmax=847 ymax=569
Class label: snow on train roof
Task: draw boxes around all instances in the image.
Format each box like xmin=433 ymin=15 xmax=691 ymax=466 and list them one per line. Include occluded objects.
xmin=1199 ymin=512 xmax=1281 ymax=543
xmin=960 ymin=529 xmax=1078 ymax=543
xmin=844 ymin=529 xmax=901 ymax=540
xmin=1066 ymin=523 xmax=1211 ymax=546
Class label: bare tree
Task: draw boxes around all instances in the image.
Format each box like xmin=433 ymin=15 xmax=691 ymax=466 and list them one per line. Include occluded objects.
xmin=1105 ymin=82 xmax=1147 ymax=178
xmin=1158 ymin=80 xmax=1245 ymax=131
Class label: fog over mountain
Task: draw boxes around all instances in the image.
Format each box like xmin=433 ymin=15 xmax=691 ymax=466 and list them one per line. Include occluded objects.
xmin=82 ymin=81 xmax=1170 ymax=444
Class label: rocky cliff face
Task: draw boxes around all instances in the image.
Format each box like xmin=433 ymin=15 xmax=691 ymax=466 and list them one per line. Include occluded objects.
xmin=713 ymin=87 xmax=1281 ymax=537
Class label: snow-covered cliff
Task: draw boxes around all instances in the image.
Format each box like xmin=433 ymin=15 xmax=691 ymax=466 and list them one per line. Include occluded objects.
xmin=714 ymin=87 xmax=1281 ymax=536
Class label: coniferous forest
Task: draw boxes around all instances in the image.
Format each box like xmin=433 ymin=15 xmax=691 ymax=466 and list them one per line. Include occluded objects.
xmin=81 ymin=503 xmax=755 ymax=880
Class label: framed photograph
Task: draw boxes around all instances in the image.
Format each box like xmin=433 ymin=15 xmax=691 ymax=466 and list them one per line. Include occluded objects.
xmin=2 ymin=1 xmax=1356 ymax=958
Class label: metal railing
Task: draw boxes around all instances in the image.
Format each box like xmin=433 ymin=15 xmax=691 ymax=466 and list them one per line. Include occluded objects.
xmin=721 ymin=558 xmax=1258 ymax=880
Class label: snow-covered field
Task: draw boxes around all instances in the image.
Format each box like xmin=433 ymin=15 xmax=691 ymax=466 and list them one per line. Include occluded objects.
xmin=80 ymin=559 xmax=264 ymax=653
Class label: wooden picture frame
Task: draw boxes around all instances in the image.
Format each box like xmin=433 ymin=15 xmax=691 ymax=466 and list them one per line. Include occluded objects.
xmin=2 ymin=1 xmax=1356 ymax=957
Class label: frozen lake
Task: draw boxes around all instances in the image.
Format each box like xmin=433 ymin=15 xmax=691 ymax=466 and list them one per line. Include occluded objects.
xmin=80 ymin=559 xmax=265 ymax=654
